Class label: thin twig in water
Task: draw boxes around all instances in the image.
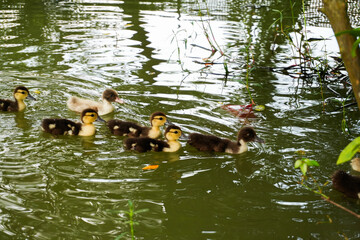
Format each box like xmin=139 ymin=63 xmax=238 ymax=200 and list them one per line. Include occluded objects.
xmin=321 ymin=197 xmax=360 ymax=219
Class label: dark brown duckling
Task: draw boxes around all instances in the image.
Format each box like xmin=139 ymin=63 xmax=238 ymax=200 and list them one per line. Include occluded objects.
xmin=42 ymin=108 xmax=104 ymax=136
xmin=0 ymin=86 xmax=36 ymax=112
xmin=124 ymin=125 xmax=182 ymax=153
xmin=67 ymin=89 xmax=124 ymax=116
xmin=188 ymin=126 xmax=264 ymax=154
xmin=107 ymin=112 xmax=167 ymax=139
xmin=332 ymin=170 xmax=360 ymax=199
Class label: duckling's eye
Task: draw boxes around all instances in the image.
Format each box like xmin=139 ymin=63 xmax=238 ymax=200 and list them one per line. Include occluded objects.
xmin=90 ymin=114 xmax=95 ymax=117
xmin=159 ymin=117 xmax=163 ymax=120
xmin=173 ymin=131 xmax=178 ymax=134
xmin=21 ymin=91 xmax=26 ymax=94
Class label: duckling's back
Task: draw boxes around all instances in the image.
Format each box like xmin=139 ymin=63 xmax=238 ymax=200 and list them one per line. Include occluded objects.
xmin=0 ymin=99 xmax=16 ymax=111
xmin=188 ymin=133 xmax=229 ymax=152
xmin=107 ymin=119 xmax=146 ymax=137
xmin=42 ymin=119 xmax=81 ymax=135
xmin=332 ymin=170 xmax=360 ymax=199
xmin=125 ymin=137 xmax=169 ymax=152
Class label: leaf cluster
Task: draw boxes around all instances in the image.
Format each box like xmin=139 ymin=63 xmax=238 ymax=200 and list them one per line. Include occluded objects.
xmin=294 ymin=158 xmax=320 ymax=176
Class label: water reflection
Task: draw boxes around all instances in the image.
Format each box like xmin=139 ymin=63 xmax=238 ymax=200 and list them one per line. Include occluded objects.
xmin=13 ymin=112 xmax=31 ymax=129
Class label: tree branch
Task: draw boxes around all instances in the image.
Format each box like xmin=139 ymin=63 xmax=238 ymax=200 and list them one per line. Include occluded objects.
xmin=320 ymin=0 xmax=360 ymax=110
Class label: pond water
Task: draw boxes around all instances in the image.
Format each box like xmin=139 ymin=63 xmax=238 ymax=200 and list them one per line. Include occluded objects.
xmin=0 ymin=0 xmax=359 ymax=239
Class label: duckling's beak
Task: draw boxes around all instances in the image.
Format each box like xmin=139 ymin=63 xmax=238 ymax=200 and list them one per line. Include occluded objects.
xmin=96 ymin=115 xmax=106 ymax=123
xmin=27 ymin=94 xmax=36 ymax=101
xmin=115 ymin=97 xmax=124 ymax=104
xmin=254 ymin=135 xmax=265 ymax=143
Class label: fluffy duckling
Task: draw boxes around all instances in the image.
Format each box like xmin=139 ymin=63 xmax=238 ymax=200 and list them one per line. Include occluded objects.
xmin=42 ymin=108 xmax=104 ymax=136
xmin=107 ymin=112 xmax=167 ymax=139
xmin=332 ymin=170 xmax=360 ymax=199
xmin=350 ymin=158 xmax=360 ymax=172
xmin=0 ymin=86 xmax=36 ymax=112
xmin=124 ymin=125 xmax=182 ymax=153
xmin=188 ymin=126 xmax=264 ymax=154
xmin=67 ymin=89 xmax=124 ymax=116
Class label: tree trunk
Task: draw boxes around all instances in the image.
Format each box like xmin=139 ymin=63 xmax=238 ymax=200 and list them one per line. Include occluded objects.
xmin=321 ymin=0 xmax=360 ymax=110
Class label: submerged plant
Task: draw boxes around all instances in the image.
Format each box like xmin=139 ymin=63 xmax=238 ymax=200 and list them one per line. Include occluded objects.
xmin=110 ymin=200 xmax=149 ymax=240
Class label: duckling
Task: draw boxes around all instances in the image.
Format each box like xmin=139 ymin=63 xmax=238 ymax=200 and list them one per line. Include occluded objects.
xmin=188 ymin=126 xmax=264 ymax=154
xmin=41 ymin=108 xmax=104 ymax=136
xmin=107 ymin=112 xmax=167 ymax=139
xmin=350 ymin=158 xmax=360 ymax=172
xmin=67 ymin=89 xmax=124 ymax=116
xmin=124 ymin=125 xmax=182 ymax=153
xmin=0 ymin=86 xmax=36 ymax=112
xmin=332 ymin=170 xmax=360 ymax=199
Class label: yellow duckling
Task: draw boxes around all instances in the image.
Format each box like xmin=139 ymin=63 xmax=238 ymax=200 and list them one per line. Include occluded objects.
xmin=0 ymin=86 xmax=36 ymax=112
xmin=41 ymin=108 xmax=104 ymax=136
xmin=187 ymin=126 xmax=264 ymax=154
xmin=67 ymin=89 xmax=124 ymax=116
xmin=107 ymin=111 xmax=168 ymax=139
xmin=125 ymin=125 xmax=182 ymax=153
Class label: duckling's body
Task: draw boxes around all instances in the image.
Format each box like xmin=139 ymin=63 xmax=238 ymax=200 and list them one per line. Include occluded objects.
xmin=125 ymin=125 xmax=182 ymax=153
xmin=0 ymin=86 xmax=36 ymax=112
xmin=125 ymin=137 xmax=169 ymax=153
xmin=332 ymin=170 xmax=360 ymax=199
xmin=42 ymin=109 xmax=103 ymax=137
xmin=42 ymin=119 xmax=82 ymax=135
xmin=67 ymin=89 xmax=123 ymax=116
xmin=188 ymin=127 xmax=264 ymax=154
xmin=107 ymin=112 xmax=167 ymax=139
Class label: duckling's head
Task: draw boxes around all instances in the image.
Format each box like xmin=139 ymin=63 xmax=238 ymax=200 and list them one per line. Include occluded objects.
xmin=14 ymin=86 xmax=36 ymax=101
xmin=102 ymin=89 xmax=123 ymax=103
xmin=165 ymin=125 xmax=182 ymax=141
xmin=81 ymin=108 xmax=104 ymax=124
xmin=350 ymin=158 xmax=360 ymax=172
xmin=237 ymin=127 xmax=264 ymax=143
xmin=150 ymin=112 xmax=167 ymax=127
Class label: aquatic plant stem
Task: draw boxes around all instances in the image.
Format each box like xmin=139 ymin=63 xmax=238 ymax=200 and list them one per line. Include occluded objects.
xmin=316 ymin=66 xmax=325 ymax=111
xmin=245 ymin=42 xmax=254 ymax=104
xmin=299 ymin=175 xmax=360 ymax=219
xmin=129 ymin=202 xmax=135 ymax=240
xmin=202 ymin=0 xmax=224 ymax=56
xmin=321 ymin=197 xmax=360 ymax=219
xmin=195 ymin=0 xmax=230 ymax=76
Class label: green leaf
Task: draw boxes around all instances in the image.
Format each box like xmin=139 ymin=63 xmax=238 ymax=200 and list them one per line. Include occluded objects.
xmin=304 ymin=159 xmax=320 ymax=167
xmin=114 ymin=233 xmax=127 ymax=240
xmin=351 ymin=38 xmax=360 ymax=57
xmin=134 ymin=208 xmax=149 ymax=214
xmin=294 ymin=159 xmax=303 ymax=168
xmin=335 ymin=28 xmax=360 ymax=37
xmin=337 ymin=137 xmax=360 ymax=165
xmin=300 ymin=163 xmax=308 ymax=175
xmin=254 ymin=105 xmax=265 ymax=111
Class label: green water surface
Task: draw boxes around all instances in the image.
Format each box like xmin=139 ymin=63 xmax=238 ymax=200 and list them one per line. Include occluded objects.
xmin=0 ymin=0 xmax=359 ymax=239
